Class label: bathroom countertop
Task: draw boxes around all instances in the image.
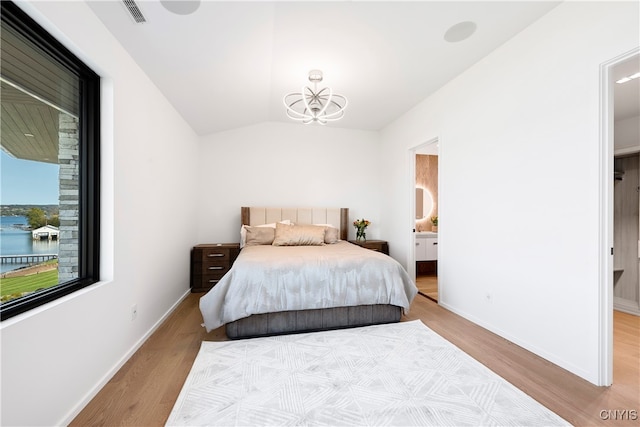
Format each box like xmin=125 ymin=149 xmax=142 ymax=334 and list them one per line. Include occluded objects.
xmin=416 ymin=231 xmax=438 ymax=237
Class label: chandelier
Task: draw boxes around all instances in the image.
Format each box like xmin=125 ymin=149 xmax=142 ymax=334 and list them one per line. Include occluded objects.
xmin=283 ymin=70 xmax=347 ymax=124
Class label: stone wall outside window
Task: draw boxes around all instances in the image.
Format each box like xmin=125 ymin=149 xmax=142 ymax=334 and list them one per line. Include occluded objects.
xmin=58 ymin=113 xmax=79 ymax=283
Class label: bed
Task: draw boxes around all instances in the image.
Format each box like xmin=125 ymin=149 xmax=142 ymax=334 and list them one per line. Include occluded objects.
xmin=199 ymin=207 xmax=417 ymax=339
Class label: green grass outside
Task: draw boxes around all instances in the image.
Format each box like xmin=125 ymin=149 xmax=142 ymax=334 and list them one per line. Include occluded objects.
xmin=0 ymin=265 xmax=59 ymax=302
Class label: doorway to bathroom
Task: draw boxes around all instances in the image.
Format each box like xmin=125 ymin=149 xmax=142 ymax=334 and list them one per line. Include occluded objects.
xmin=412 ymin=139 xmax=439 ymax=301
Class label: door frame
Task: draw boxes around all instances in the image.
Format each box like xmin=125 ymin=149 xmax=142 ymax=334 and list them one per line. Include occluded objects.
xmin=598 ymin=46 xmax=639 ymax=386
xmin=408 ymin=137 xmax=439 ymax=284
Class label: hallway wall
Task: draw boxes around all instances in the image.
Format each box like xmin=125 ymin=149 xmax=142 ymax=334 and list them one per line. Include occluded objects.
xmin=614 ymin=154 xmax=640 ymax=315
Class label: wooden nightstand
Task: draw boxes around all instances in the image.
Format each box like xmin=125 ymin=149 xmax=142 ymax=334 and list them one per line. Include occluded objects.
xmin=348 ymin=239 xmax=389 ymax=255
xmin=190 ymin=243 xmax=240 ymax=292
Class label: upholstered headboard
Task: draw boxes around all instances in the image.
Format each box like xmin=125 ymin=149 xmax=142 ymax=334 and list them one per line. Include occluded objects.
xmin=241 ymin=207 xmax=349 ymax=241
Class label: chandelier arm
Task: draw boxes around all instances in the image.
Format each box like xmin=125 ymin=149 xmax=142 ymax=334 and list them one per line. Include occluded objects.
xmin=301 ymin=86 xmax=318 ymax=121
xmin=285 ymin=107 xmax=307 ymax=120
xmin=284 ymin=95 xmax=312 ymax=120
xmin=316 ymin=87 xmax=333 ymax=117
xmin=321 ymin=95 xmax=348 ymax=119
xmin=287 ymin=111 xmax=306 ymax=121
xmin=286 ymin=109 xmax=309 ymax=121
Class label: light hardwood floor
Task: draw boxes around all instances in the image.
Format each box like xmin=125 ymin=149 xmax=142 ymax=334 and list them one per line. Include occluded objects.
xmin=416 ymin=274 xmax=438 ymax=301
xmin=71 ymin=293 xmax=639 ymax=426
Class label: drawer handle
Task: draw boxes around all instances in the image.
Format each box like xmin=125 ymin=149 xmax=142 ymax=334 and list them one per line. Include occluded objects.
xmin=208 ymin=279 xmax=220 ymax=284
xmin=433 ymin=242 xmax=438 ymax=245
xmin=208 ymin=266 xmax=224 ymax=270
xmin=207 ymin=253 xmax=225 ymax=257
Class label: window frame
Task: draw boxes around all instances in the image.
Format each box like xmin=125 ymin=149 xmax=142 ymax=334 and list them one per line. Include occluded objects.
xmin=1 ymin=1 xmax=100 ymax=321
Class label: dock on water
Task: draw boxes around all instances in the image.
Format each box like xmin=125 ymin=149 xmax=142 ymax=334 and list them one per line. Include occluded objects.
xmin=1 ymin=254 xmax=58 ymax=264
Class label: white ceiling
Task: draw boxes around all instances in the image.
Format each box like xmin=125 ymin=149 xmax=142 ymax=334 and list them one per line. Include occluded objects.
xmin=87 ymin=1 xmax=637 ymax=136
xmin=613 ymin=54 xmax=640 ymax=122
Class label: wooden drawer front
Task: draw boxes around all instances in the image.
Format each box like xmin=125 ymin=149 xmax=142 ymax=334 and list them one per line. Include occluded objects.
xmin=349 ymin=240 xmax=389 ymax=256
xmin=362 ymin=242 xmax=381 ymax=251
xmin=202 ymin=264 xmax=231 ymax=276
xmin=362 ymin=242 xmax=389 ymax=255
xmin=203 ymin=257 xmax=231 ymax=270
xmin=192 ymin=270 xmax=229 ymax=290
xmin=198 ymin=248 xmax=233 ymax=263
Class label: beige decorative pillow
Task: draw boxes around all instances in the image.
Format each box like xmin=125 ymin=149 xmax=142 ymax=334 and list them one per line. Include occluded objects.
xmin=272 ymin=223 xmax=326 ymax=246
xmin=314 ymin=224 xmax=340 ymax=244
xmin=240 ymin=220 xmax=291 ymax=248
xmin=324 ymin=226 xmax=340 ymax=244
xmin=244 ymin=226 xmax=275 ymax=246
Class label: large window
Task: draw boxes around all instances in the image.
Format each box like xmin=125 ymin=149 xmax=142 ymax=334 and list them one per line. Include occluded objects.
xmin=0 ymin=1 xmax=100 ymax=320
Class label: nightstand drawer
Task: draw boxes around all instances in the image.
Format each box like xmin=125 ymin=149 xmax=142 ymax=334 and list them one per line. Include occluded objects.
xmin=203 ymin=262 xmax=228 ymax=270
xmin=192 ymin=270 xmax=229 ymax=291
xmin=197 ymin=247 xmax=236 ymax=263
xmin=203 ymin=257 xmax=232 ymax=270
xmin=348 ymin=240 xmax=389 ymax=255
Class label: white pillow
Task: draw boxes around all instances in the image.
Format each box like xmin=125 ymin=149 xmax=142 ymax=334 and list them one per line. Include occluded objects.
xmin=240 ymin=219 xmax=291 ymax=248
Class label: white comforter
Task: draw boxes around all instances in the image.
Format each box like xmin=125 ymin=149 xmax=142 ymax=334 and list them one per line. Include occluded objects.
xmin=199 ymin=241 xmax=418 ymax=332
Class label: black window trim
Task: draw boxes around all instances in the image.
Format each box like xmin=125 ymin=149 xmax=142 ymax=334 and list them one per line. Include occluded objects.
xmin=1 ymin=1 xmax=100 ymax=321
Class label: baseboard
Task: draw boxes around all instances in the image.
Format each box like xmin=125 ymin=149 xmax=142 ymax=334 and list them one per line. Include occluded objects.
xmin=59 ymin=289 xmax=191 ymax=426
xmin=437 ymin=301 xmax=595 ymax=385
xmin=614 ymin=296 xmax=640 ymax=316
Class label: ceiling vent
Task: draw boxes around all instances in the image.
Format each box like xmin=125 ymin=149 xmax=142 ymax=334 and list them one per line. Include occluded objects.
xmin=122 ymin=0 xmax=146 ymax=24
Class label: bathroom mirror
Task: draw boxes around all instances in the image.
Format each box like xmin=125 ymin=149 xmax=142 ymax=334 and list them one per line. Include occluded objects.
xmin=416 ymin=187 xmax=433 ymax=220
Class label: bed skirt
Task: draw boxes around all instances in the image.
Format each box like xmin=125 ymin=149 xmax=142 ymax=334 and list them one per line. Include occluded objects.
xmin=225 ymin=304 xmax=402 ymax=339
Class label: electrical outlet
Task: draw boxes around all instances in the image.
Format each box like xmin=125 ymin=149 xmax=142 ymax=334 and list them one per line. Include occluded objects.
xmin=131 ymin=304 xmax=138 ymax=321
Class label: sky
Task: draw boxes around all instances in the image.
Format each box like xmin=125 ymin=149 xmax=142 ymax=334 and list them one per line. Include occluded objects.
xmin=1 ymin=150 xmax=60 ymax=205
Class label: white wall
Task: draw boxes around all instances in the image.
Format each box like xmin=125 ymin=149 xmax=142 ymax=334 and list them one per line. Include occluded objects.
xmin=0 ymin=2 xmax=200 ymax=426
xmin=615 ymin=115 xmax=640 ymax=154
xmin=197 ymin=122 xmax=382 ymax=243
xmin=379 ymin=1 xmax=639 ymax=385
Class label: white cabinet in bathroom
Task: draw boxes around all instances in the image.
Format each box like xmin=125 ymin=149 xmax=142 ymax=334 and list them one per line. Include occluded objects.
xmin=416 ymin=233 xmax=438 ymax=261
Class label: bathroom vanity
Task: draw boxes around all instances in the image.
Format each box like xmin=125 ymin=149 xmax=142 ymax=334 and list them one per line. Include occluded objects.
xmin=416 ymin=231 xmax=438 ymax=275
xmin=416 ymin=232 xmax=437 ymax=261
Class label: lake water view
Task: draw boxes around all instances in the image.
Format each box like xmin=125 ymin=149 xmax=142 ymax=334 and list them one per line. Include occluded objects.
xmin=0 ymin=216 xmax=58 ymax=274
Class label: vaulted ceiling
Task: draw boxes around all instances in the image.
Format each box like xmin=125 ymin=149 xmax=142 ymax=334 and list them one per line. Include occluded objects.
xmin=87 ymin=1 xmax=566 ymax=135
xmin=1 ymin=1 xmax=638 ymax=166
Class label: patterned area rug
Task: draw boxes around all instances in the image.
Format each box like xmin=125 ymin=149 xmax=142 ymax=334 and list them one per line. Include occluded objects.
xmin=166 ymin=320 xmax=570 ymax=426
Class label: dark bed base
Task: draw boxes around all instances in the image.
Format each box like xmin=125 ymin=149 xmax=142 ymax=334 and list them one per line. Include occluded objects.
xmin=225 ymin=304 xmax=402 ymax=339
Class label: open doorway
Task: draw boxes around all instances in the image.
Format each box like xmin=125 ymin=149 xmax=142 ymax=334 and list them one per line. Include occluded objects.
xmin=612 ymin=53 xmax=640 ymax=318
xmin=600 ymin=48 xmax=639 ymax=386
xmin=411 ymin=139 xmax=439 ymax=301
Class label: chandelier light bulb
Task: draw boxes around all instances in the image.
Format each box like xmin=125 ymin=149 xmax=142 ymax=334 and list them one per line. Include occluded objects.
xmin=283 ymin=70 xmax=347 ymax=124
